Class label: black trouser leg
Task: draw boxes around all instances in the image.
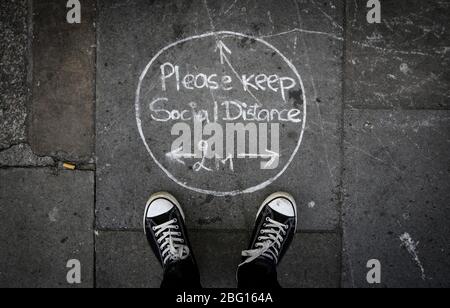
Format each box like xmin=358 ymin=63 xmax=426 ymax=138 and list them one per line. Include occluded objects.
xmin=237 ymin=259 xmax=282 ymax=289
xmin=160 ymin=259 xmax=202 ymax=289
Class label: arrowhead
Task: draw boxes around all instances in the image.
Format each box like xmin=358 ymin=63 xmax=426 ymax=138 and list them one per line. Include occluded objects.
xmin=166 ymin=147 xmax=185 ymax=165
xmin=216 ymin=40 xmax=232 ymax=64
xmin=266 ymin=149 xmax=280 ymax=158
xmin=263 ymin=150 xmax=280 ymax=169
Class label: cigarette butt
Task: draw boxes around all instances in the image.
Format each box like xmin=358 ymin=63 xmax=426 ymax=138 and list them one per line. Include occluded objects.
xmin=63 ymin=163 xmax=76 ymax=170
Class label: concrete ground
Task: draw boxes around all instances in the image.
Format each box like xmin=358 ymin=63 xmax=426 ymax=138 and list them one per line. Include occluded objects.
xmin=0 ymin=0 xmax=449 ymax=288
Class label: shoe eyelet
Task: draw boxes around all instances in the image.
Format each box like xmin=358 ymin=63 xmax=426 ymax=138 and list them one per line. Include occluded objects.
xmin=265 ymin=217 xmax=270 ymax=222
xmin=261 ymin=230 xmax=265 ymax=234
xmin=175 ymin=226 xmax=179 ymax=230
xmin=173 ymin=218 xmax=178 ymax=223
xmin=152 ymin=227 xmax=156 ymax=231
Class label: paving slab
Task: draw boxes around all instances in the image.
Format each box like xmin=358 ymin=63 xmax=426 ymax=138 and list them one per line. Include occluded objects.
xmin=0 ymin=0 xmax=30 ymax=149
xmin=0 ymin=168 xmax=94 ymax=288
xmin=29 ymin=0 xmax=96 ymax=162
xmin=95 ymin=231 xmax=163 ymax=288
xmin=346 ymin=0 xmax=450 ymax=109
xmin=96 ymin=0 xmax=343 ymax=232
xmin=96 ymin=230 xmax=340 ymax=288
xmin=342 ymin=110 xmax=450 ymax=288
xmin=0 ymin=144 xmax=54 ymax=167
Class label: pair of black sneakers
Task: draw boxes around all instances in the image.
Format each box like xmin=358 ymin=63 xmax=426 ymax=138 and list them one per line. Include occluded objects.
xmin=143 ymin=192 xmax=297 ymax=287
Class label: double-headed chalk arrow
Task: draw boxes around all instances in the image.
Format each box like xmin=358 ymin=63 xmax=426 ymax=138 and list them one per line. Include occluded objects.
xmin=166 ymin=147 xmax=279 ymax=170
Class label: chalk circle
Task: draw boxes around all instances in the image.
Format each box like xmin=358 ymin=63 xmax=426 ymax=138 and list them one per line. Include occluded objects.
xmin=136 ymin=31 xmax=307 ymax=197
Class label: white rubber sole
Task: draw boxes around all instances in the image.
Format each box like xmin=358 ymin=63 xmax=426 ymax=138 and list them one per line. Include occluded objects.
xmin=255 ymin=192 xmax=298 ymax=233
xmin=143 ymin=192 xmax=185 ymax=235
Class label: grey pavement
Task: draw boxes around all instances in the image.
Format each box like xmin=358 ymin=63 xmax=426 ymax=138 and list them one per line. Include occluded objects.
xmin=96 ymin=231 xmax=340 ymax=288
xmin=0 ymin=0 xmax=449 ymax=288
xmin=342 ymin=110 xmax=450 ymax=288
xmin=0 ymin=168 xmax=94 ymax=288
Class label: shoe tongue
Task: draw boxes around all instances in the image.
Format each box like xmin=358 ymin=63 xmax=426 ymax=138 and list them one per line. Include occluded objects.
xmin=253 ymin=257 xmax=276 ymax=268
xmin=267 ymin=207 xmax=291 ymax=226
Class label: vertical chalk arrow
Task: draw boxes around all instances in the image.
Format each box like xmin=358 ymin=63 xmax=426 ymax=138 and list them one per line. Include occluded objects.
xmin=214 ymin=39 xmax=260 ymax=104
xmin=215 ymin=40 xmax=232 ymax=65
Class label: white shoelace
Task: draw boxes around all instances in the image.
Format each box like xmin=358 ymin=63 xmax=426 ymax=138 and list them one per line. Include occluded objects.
xmin=240 ymin=217 xmax=288 ymax=266
xmin=153 ymin=218 xmax=190 ymax=264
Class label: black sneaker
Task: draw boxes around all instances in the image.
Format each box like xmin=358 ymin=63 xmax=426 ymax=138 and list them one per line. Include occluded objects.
xmin=143 ymin=192 xmax=197 ymax=269
xmin=239 ymin=192 xmax=297 ymax=267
